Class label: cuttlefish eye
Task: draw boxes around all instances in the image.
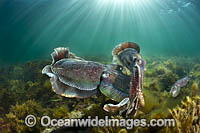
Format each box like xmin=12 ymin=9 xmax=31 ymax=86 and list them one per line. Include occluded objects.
xmin=137 ymin=59 xmax=142 ymax=65
xmin=102 ymin=72 xmax=110 ymax=78
xmin=137 ymin=59 xmax=147 ymax=71
xmin=119 ymin=66 xmax=123 ymax=71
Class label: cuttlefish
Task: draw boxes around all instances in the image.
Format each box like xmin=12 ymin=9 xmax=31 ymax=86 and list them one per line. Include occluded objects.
xmin=42 ymin=42 xmax=146 ymax=116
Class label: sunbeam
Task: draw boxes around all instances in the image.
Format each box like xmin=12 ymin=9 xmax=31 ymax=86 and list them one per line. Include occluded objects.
xmin=0 ymin=0 xmax=200 ymax=63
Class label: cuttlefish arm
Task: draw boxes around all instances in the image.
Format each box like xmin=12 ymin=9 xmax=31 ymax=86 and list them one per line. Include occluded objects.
xmin=137 ymin=60 xmax=145 ymax=107
xmin=102 ymin=58 xmax=145 ymax=116
xmin=103 ymin=61 xmax=145 ymax=116
xmin=126 ymin=68 xmax=138 ymax=116
xmin=103 ymin=98 xmax=129 ymax=113
xmin=126 ymin=59 xmax=145 ymax=117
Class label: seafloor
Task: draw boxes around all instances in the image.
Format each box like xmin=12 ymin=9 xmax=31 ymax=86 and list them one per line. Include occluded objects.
xmin=0 ymin=56 xmax=200 ymax=133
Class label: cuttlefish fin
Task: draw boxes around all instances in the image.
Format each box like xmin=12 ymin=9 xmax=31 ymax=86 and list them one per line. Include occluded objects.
xmin=42 ymin=65 xmax=97 ymax=98
xmin=52 ymin=75 xmax=97 ymax=98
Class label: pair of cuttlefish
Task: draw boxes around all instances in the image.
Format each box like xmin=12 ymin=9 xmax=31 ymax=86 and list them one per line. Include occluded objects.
xmin=42 ymin=42 xmax=146 ymax=116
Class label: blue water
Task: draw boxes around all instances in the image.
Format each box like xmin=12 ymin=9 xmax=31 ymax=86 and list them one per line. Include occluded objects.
xmin=0 ymin=0 xmax=200 ymax=63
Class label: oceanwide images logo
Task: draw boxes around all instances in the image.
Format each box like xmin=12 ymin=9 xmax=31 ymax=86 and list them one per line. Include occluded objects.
xmin=25 ymin=115 xmax=176 ymax=129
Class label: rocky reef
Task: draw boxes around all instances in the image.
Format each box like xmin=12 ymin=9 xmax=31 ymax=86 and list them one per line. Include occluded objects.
xmin=0 ymin=56 xmax=199 ymax=132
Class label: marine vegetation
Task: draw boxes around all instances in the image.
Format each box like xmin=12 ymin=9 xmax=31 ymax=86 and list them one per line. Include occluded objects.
xmin=5 ymin=100 xmax=46 ymax=132
xmin=169 ymin=96 xmax=200 ymax=133
xmin=0 ymin=54 xmax=199 ymax=132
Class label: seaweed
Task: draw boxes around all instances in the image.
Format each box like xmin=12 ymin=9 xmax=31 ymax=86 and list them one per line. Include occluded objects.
xmin=0 ymin=117 xmax=11 ymax=133
xmin=191 ymin=80 xmax=199 ymax=97
xmin=0 ymin=88 xmax=17 ymax=113
xmin=168 ymin=96 xmax=200 ymax=133
xmin=0 ymin=56 xmax=199 ymax=132
xmin=5 ymin=100 xmax=47 ymax=132
xmin=91 ymin=126 xmax=125 ymax=133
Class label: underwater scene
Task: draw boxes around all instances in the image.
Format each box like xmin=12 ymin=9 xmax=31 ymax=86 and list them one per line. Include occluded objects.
xmin=0 ymin=0 xmax=200 ymax=132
